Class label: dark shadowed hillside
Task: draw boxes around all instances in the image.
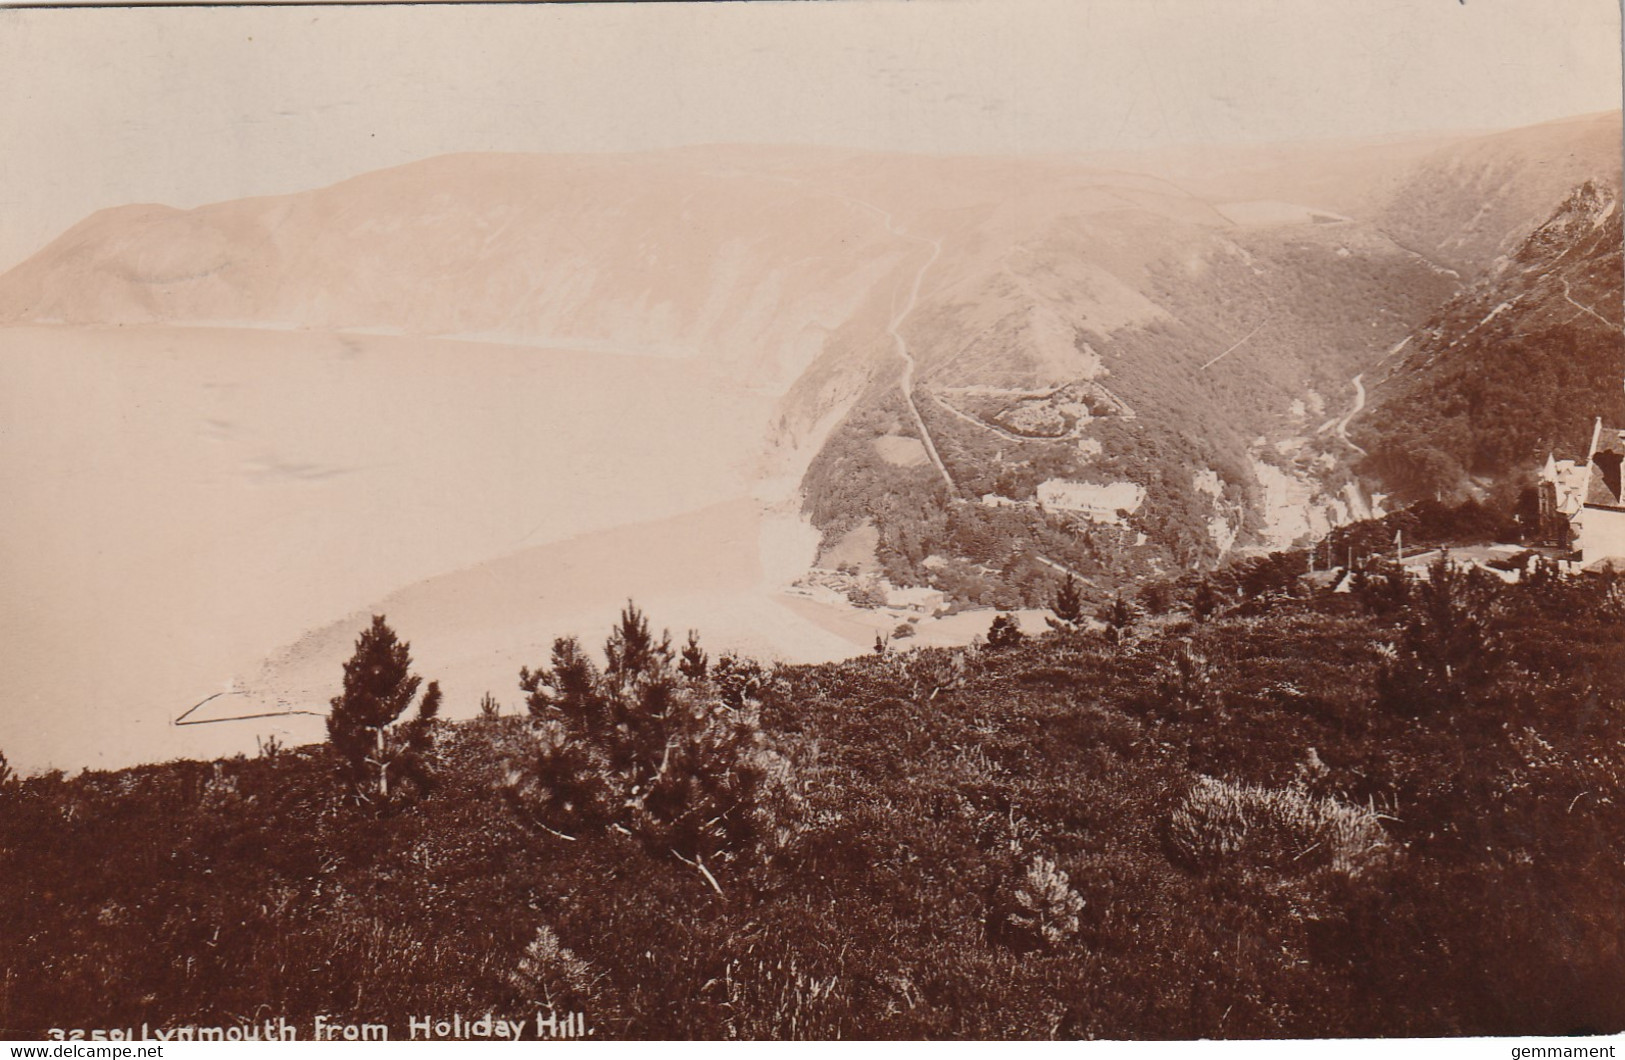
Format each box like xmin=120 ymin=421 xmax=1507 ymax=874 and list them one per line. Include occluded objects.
xmin=1354 ymin=181 xmax=1625 ymax=503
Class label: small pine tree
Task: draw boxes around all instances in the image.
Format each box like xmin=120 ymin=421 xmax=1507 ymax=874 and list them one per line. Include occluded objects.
xmin=1099 ymin=594 xmax=1135 ymax=642
xmin=509 ymin=604 xmax=802 ymax=882
xmin=679 ymin=629 xmax=709 ymax=680
xmin=1000 ymin=855 xmax=1086 ymax=949
xmin=712 ymin=651 xmax=772 ymax=709
xmin=1047 ymin=573 xmax=1085 ymax=632
xmin=521 ymin=636 xmax=611 ymax=738
xmin=605 ymin=599 xmax=672 ymax=684
xmin=510 ymin=924 xmax=605 ymax=1012
xmin=327 ymin=615 xmax=441 ymax=801
xmin=987 ymin=612 xmax=1026 ymax=650
xmin=1377 ymin=554 xmax=1501 ymax=716
xmin=0 ymin=748 xmax=13 ymax=789
xmin=479 ymin=691 xmax=502 ymax=720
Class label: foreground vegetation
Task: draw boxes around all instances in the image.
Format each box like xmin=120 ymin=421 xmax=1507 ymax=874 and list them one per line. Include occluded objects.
xmin=2 ymin=560 xmax=1623 ymax=1039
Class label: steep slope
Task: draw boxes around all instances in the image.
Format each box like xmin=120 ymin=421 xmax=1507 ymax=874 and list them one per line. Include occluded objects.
xmin=1152 ymin=111 xmax=1622 ymax=277
xmin=1366 ymin=112 xmax=1622 ymax=276
xmin=795 ymin=175 xmax=1462 ymax=590
xmin=1353 ymin=180 xmax=1625 ymax=503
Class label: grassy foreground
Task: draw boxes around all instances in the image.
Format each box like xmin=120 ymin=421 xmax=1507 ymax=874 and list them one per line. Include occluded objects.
xmin=2 ymin=566 xmax=1623 ymax=1040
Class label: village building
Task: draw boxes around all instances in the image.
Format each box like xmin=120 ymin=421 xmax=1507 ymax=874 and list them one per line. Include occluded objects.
xmin=1538 ymin=417 xmax=1625 ymax=568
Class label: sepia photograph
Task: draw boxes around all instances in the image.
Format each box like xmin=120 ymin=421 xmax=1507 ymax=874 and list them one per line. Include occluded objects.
xmin=0 ymin=0 xmax=1622 ymax=1043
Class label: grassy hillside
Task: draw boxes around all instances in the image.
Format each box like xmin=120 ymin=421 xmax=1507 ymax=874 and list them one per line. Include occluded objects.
xmin=4 ymin=563 xmax=1623 ymax=1039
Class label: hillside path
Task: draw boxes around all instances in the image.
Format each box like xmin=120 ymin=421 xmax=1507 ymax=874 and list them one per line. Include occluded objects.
xmin=1562 ymin=278 xmax=1622 ymax=329
xmin=931 ymin=391 xmax=1041 ymax=446
xmin=844 ymin=198 xmax=957 ymax=495
xmin=1028 ymin=552 xmax=1091 ymax=583
xmin=1200 ymin=317 xmax=1268 ymax=371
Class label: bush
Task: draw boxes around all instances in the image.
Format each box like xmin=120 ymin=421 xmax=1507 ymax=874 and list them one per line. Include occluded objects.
xmin=1192 ymin=578 xmax=1220 ymax=621
xmin=1376 ymin=555 xmax=1503 ymax=716
xmin=1168 ymin=775 xmax=1391 ymax=880
xmin=1150 ymin=641 xmax=1219 ymax=717
xmin=1047 ymin=574 xmax=1086 ymax=632
xmin=986 ymin=613 xmax=1025 ymax=650
xmin=508 ymin=604 xmax=803 ymax=884
xmin=846 ymin=584 xmax=886 ymax=609
xmin=997 ymin=854 xmax=1086 ymax=949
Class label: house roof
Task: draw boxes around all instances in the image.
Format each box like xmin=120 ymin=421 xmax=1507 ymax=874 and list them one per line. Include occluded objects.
xmin=1585 ymin=425 xmax=1625 ymax=508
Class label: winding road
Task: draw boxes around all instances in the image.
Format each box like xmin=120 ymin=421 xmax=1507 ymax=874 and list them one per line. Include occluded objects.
xmin=931 ymin=391 xmax=1041 ymax=446
xmin=1317 ymin=372 xmax=1368 ymax=456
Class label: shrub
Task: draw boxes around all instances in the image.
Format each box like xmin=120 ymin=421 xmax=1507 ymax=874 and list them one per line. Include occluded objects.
xmin=1047 ymin=574 xmax=1086 ymax=631
xmin=1192 ymin=578 xmax=1220 ymax=621
xmin=987 ymin=613 xmax=1025 ymax=650
xmin=1152 ymin=642 xmax=1218 ymax=716
xmin=1376 ymin=554 xmax=1503 ymax=716
xmin=501 ymin=719 xmax=618 ymax=838
xmin=846 ymin=584 xmax=886 ymax=609
xmin=711 ymin=651 xmax=778 ymax=710
xmin=1168 ymin=775 xmax=1391 ymax=880
xmin=679 ymin=630 xmax=709 ymax=680
xmin=899 ymin=647 xmax=970 ymax=701
xmin=508 ymin=604 xmax=803 ymax=884
xmin=1100 ymin=594 xmax=1136 ymax=642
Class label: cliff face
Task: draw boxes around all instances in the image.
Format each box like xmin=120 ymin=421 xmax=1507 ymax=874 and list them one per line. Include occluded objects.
xmin=1353 ymin=180 xmax=1625 ymax=504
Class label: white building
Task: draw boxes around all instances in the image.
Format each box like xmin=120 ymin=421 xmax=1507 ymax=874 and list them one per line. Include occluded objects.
xmin=1540 ymin=417 xmax=1625 ymax=568
xmin=1034 ymin=478 xmax=1146 ymax=524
